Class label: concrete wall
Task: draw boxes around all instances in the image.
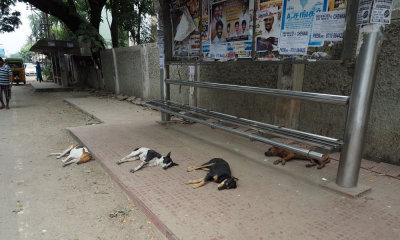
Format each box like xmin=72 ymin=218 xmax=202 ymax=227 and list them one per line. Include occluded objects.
xmin=101 ymin=44 xmax=160 ymax=99
xmin=115 ymin=47 xmax=143 ymax=97
xmin=93 ymin=15 xmax=400 ymax=165
xmin=197 ymin=63 xmax=278 ymax=123
xmin=100 ymin=50 xmax=115 ymax=92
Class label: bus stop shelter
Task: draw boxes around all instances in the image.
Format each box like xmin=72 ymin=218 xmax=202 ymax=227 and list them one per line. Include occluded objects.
xmin=30 ymin=39 xmax=80 ymax=87
xmin=145 ymin=0 xmax=394 ymax=188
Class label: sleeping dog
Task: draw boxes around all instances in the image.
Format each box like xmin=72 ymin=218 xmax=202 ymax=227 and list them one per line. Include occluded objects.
xmin=187 ymin=158 xmax=238 ymax=190
xmin=116 ymin=147 xmax=178 ymax=173
xmin=264 ymin=146 xmax=330 ymax=169
xmin=49 ymin=144 xmax=93 ymax=167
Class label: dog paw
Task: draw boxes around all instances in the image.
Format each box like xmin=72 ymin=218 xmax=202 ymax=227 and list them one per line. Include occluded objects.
xmin=129 ymin=169 xmax=135 ymax=173
xmin=306 ymin=164 xmax=315 ymax=168
xmin=317 ymin=165 xmax=324 ymax=169
xmin=187 ymin=167 xmax=194 ymax=172
xmin=273 ymin=160 xmax=281 ymax=165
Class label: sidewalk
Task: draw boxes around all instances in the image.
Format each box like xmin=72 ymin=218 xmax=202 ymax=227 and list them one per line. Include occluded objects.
xmin=31 ymin=81 xmax=73 ymax=92
xmin=65 ymin=96 xmax=400 ymax=240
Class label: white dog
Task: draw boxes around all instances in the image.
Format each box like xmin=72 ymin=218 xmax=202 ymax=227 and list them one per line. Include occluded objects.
xmin=49 ymin=144 xmax=93 ymax=167
xmin=116 ymin=147 xmax=178 ymax=173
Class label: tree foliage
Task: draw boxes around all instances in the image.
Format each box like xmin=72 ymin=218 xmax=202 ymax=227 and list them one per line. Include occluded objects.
xmin=106 ymin=0 xmax=156 ymax=47
xmin=2 ymin=0 xmax=157 ymax=52
xmin=19 ymin=42 xmax=34 ymax=62
xmin=29 ymin=12 xmax=77 ymax=41
xmin=0 ymin=0 xmax=21 ymax=32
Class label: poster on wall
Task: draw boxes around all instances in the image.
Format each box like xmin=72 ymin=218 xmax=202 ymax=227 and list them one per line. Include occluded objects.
xmin=370 ymin=0 xmax=393 ymax=24
xmin=328 ymin=0 xmax=346 ymax=11
xmin=255 ymin=0 xmax=283 ymax=52
xmin=157 ymin=28 xmax=165 ymax=69
xmin=279 ymin=29 xmax=310 ymax=55
xmin=357 ymin=0 xmax=373 ymax=25
xmin=171 ymin=0 xmax=201 ymax=58
xmin=311 ymin=9 xmax=346 ymax=42
xmin=209 ymin=0 xmax=253 ymax=59
xmin=201 ymin=0 xmax=211 ymax=57
xmin=279 ymin=0 xmax=328 ymax=55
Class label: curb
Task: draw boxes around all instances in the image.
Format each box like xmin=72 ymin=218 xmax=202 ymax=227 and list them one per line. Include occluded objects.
xmin=64 ymin=99 xmax=103 ymax=124
xmin=64 ymin=98 xmax=179 ymax=240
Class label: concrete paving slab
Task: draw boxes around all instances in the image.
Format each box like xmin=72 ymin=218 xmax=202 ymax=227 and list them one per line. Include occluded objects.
xmin=322 ymin=182 xmax=371 ymax=198
xmin=31 ymin=81 xmax=73 ymax=92
xmin=66 ymin=97 xmax=400 ymax=240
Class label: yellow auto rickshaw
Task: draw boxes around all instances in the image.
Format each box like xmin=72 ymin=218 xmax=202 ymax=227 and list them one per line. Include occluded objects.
xmin=5 ymin=58 xmax=26 ymax=84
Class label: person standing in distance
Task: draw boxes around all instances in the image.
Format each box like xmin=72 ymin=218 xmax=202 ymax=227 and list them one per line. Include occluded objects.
xmin=36 ymin=62 xmax=43 ymax=82
xmin=0 ymin=57 xmax=13 ymax=110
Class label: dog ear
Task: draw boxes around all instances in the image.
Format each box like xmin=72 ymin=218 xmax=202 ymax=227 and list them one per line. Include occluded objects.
xmin=166 ymin=152 xmax=171 ymax=157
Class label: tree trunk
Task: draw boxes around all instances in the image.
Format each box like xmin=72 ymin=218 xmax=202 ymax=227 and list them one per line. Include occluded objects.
xmin=130 ymin=30 xmax=136 ymax=46
xmin=110 ymin=0 xmax=119 ymax=48
xmin=136 ymin=1 xmax=143 ymax=45
xmin=88 ymin=0 xmax=107 ymax=30
xmin=28 ymin=0 xmax=86 ymax=33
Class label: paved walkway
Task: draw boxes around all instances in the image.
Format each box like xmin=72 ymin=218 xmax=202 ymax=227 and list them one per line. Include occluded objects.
xmin=31 ymin=81 xmax=73 ymax=92
xmin=65 ymin=97 xmax=400 ymax=240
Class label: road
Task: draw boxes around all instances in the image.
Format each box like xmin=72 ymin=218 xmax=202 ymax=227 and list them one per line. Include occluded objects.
xmin=0 ymin=83 xmax=165 ymax=240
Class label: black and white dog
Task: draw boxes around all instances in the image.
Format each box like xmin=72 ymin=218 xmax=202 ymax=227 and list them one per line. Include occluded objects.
xmin=116 ymin=147 xmax=178 ymax=173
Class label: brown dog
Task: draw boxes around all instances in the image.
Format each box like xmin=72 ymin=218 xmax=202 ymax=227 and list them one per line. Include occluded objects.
xmin=264 ymin=146 xmax=330 ymax=169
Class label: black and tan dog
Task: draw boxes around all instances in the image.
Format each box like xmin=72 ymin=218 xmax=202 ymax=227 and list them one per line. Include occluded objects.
xmin=187 ymin=158 xmax=238 ymax=190
xmin=265 ymin=146 xmax=330 ymax=169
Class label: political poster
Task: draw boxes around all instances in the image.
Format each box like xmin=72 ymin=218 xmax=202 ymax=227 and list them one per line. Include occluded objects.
xmin=201 ymin=0 xmax=211 ymax=57
xmin=209 ymin=0 xmax=253 ymax=59
xmin=255 ymin=0 xmax=283 ymax=52
xmin=201 ymin=0 xmax=210 ymax=42
xmin=328 ymin=0 xmax=346 ymax=11
xmin=280 ymin=0 xmax=328 ymax=50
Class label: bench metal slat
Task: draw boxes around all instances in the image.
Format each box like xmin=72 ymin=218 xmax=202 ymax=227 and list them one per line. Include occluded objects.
xmin=145 ymin=103 xmax=329 ymax=162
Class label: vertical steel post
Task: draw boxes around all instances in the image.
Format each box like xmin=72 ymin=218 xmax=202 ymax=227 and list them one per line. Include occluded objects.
xmin=159 ymin=0 xmax=172 ymax=121
xmin=336 ymin=25 xmax=385 ymax=188
xmin=161 ymin=64 xmax=171 ymax=121
xmin=112 ymin=48 xmax=120 ymax=94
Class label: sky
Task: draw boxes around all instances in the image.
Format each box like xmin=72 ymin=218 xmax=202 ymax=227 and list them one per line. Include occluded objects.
xmin=0 ymin=2 xmax=32 ymax=56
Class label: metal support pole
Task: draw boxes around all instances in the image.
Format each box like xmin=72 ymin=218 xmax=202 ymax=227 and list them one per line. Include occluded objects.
xmin=159 ymin=0 xmax=172 ymax=122
xmin=112 ymin=48 xmax=120 ymax=94
xmin=336 ymin=25 xmax=384 ymax=188
xmin=161 ymin=64 xmax=171 ymax=121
